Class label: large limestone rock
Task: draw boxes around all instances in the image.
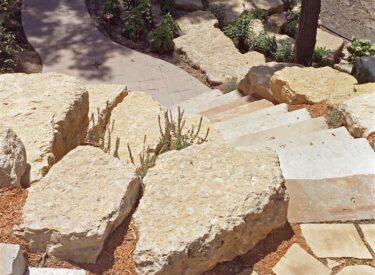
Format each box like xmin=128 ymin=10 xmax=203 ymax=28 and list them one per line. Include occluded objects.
xmin=0 ymin=73 xmax=89 ymax=183
xmin=238 ymin=62 xmax=300 ymax=102
xmin=338 ymin=92 xmax=375 ymax=138
xmin=134 ymin=143 xmax=288 ymax=274
xmin=352 ymin=56 xmax=375 ymax=83
xmin=252 ymin=0 xmax=283 ymax=14
xmin=0 ymin=125 xmax=28 ymax=187
xmin=270 ymin=66 xmax=359 ymax=105
xmin=266 ymin=13 xmax=287 ymax=33
xmin=16 ymin=146 xmax=141 ymax=264
xmin=174 ymin=25 xmax=265 ymax=85
xmin=316 ymin=28 xmax=344 ymax=62
xmin=176 ymin=10 xmax=217 ymax=34
xmin=174 ymin=0 xmax=203 ymax=11
xmin=210 ymin=0 xmax=253 ymax=24
xmin=0 ymin=243 xmax=27 ymax=275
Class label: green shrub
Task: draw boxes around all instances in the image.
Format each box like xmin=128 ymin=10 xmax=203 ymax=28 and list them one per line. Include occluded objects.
xmin=122 ymin=0 xmax=153 ymax=41
xmin=248 ymin=31 xmax=274 ymax=56
xmin=249 ymin=8 xmax=267 ymax=21
xmin=148 ymin=13 xmax=180 ymax=54
xmin=347 ymin=39 xmax=375 ymax=62
xmin=101 ymin=0 xmax=121 ymax=20
xmin=223 ymin=11 xmax=253 ymax=50
xmin=210 ymin=3 xmax=226 ymax=28
xmin=284 ymin=9 xmax=299 ymax=38
xmin=123 ymin=0 xmax=139 ymax=10
xmin=274 ymin=41 xmax=294 ymax=62
xmin=160 ymin=0 xmax=175 ymax=15
xmin=223 ymin=77 xmax=237 ymax=94
xmin=313 ymin=46 xmax=330 ymax=66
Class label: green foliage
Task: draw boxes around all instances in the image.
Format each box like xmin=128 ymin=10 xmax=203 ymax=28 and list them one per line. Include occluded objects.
xmin=223 ymin=11 xmax=253 ymax=50
xmin=210 ymin=3 xmax=226 ymax=28
xmin=160 ymin=0 xmax=175 ymax=15
xmin=148 ymin=13 xmax=180 ymax=54
xmin=274 ymin=41 xmax=294 ymax=62
xmin=223 ymin=77 xmax=238 ymax=94
xmin=282 ymin=0 xmax=297 ymax=11
xmin=248 ymin=31 xmax=274 ymax=55
xmin=123 ymin=0 xmax=139 ymax=10
xmin=284 ymin=9 xmax=299 ymax=38
xmin=122 ymin=0 xmax=153 ymax=41
xmin=249 ymin=8 xmax=267 ymax=21
xmin=327 ymin=110 xmax=344 ymax=128
xmin=313 ymin=46 xmax=330 ymax=66
xmin=101 ymin=0 xmax=121 ymax=20
xmin=347 ymin=39 xmax=375 ymax=62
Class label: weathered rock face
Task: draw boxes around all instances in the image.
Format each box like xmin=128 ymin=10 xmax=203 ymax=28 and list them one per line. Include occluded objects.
xmin=0 ymin=125 xmax=28 ymax=187
xmin=238 ymin=62 xmax=300 ymax=102
xmin=270 ymin=66 xmax=358 ymax=105
xmin=210 ymin=0 xmax=253 ymax=24
xmin=0 ymin=73 xmax=89 ymax=183
xmin=252 ymin=0 xmax=283 ymax=14
xmin=352 ymin=56 xmax=375 ymax=83
xmin=134 ymin=143 xmax=288 ymax=274
xmin=338 ymin=92 xmax=375 ymax=138
xmin=315 ymin=28 xmax=344 ymax=62
xmin=0 ymin=243 xmax=27 ymax=275
xmin=16 ymin=146 xmax=141 ymax=264
xmin=266 ymin=13 xmax=287 ymax=33
xmin=174 ymin=24 xmax=265 ymax=85
xmin=174 ymin=0 xmax=203 ymax=11
xmin=177 ymin=11 xmax=217 ymax=34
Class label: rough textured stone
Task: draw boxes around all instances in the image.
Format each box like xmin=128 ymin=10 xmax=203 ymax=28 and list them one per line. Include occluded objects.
xmin=359 ymin=224 xmax=375 ymax=252
xmin=27 ymin=268 xmax=86 ymax=275
xmin=174 ymin=22 xmax=265 ymax=85
xmin=0 ymin=125 xmax=27 ymax=187
xmin=252 ymin=0 xmax=283 ymax=14
xmin=110 ymin=92 xmax=219 ymax=165
xmin=336 ymin=265 xmax=375 ymax=275
xmin=286 ymin=175 xmax=375 ymax=223
xmin=16 ymin=146 xmax=141 ymax=264
xmin=174 ymin=0 xmax=203 ymax=11
xmin=352 ymin=56 xmax=375 ymax=83
xmin=210 ymin=0 xmax=253 ymax=24
xmin=316 ymin=28 xmax=344 ymax=62
xmin=354 ymin=82 xmax=375 ymax=94
xmin=176 ymin=11 xmax=217 ymax=34
xmin=134 ymin=143 xmax=288 ymax=274
xmin=0 ymin=243 xmax=27 ymax=275
xmin=338 ymin=92 xmax=375 ymax=138
xmin=301 ymin=224 xmax=372 ymax=259
xmin=238 ymin=62 xmax=300 ymax=102
xmin=272 ymin=244 xmax=331 ymax=275
xmin=0 ymin=73 xmax=89 ymax=183
xmin=270 ymin=66 xmax=359 ymax=105
xmin=266 ymin=13 xmax=287 ymax=32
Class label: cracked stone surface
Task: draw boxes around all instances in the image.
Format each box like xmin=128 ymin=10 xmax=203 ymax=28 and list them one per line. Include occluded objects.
xmin=336 ymin=265 xmax=375 ymax=275
xmin=359 ymin=224 xmax=375 ymax=252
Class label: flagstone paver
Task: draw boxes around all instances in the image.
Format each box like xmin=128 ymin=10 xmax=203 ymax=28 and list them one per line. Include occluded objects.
xmin=360 ymin=224 xmax=375 ymax=252
xmin=21 ymin=0 xmax=210 ymax=107
xmin=336 ymin=265 xmax=375 ymax=275
xmin=301 ymin=224 xmax=372 ymax=259
xmin=272 ymin=244 xmax=331 ymax=275
xmin=326 ymin=259 xmax=341 ymax=269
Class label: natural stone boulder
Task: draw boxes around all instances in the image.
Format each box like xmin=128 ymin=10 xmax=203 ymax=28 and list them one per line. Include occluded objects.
xmin=315 ymin=29 xmax=344 ymax=62
xmin=338 ymin=92 xmax=375 ymax=138
xmin=252 ymin=0 xmax=283 ymax=14
xmin=0 ymin=243 xmax=27 ymax=275
xmin=238 ymin=62 xmax=300 ymax=102
xmin=174 ymin=26 xmax=265 ymax=85
xmin=270 ymin=66 xmax=358 ymax=105
xmin=134 ymin=143 xmax=288 ymax=274
xmin=16 ymin=146 xmax=141 ymax=264
xmin=210 ymin=0 xmax=253 ymax=24
xmin=0 ymin=125 xmax=28 ymax=187
xmin=0 ymin=73 xmax=89 ymax=183
xmin=176 ymin=11 xmax=217 ymax=34
xmin=354 ymin=82 xmax=375 ymax=94
xmin=352 ymin=56 xmax=375 ymax=83
xmin=266 ymin=13 xmax=287 ymax=33
xmin=174 ymin=0 xmax=203 ymax=11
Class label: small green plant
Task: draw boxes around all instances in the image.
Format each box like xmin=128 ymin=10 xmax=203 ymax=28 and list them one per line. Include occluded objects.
xmin=123 ymin=0 xmax=139 ymax=10
xmin=249 ymin=8 xmax=267 ymax=21
xmin=160 ymin=0 xmax=175 ymax=15
xmin=347 ymin=39 xmax=375 ymax=62
xmin=223 ymin=77 xmax=238 ymax=94
xmin=284 ymin=9 xmax=299 ymax=38
xmin=122 ymin=0 xmax=153 ymax=41
xmin=248 ymin=31 xmax=274 ymax=56
xmin=274 ymin=41 xmax=294 ymax=62
xmin=148 ymin=13 xmax=180 ymax=54
xmin=210 ymin=3 xmax=226 ymax=28
xmin=313 ymin=46 xmax=331 ymax=66
xmin=101 ymin=0 xmax=121 ymax=20
xmin=327 ymin=110 xmax=344 ymax=128
xmin=223 ymin=11 xmax=253 ymax=50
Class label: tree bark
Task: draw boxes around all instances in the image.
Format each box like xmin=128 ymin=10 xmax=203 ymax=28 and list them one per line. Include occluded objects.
xmin=294 ymin=0 xmax=321 ymax=66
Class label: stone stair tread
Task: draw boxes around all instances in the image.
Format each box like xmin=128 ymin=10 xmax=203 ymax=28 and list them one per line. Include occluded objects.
xmin=171 ymin=90 xmax=242 ymax=115
xmin=241 ymin=127 xmax=352 ymax=151
xmin=233 ymin=117 xmax=328 ymax=147
xmin=214 ymin=103 xmax=288 ymax=132
xmin=278 ymin=138 xmax=375 ymax=180
xmin=199 ymin=95 xmax=258 ymax=118
xmin=207 ymin=99 xmax=274 ymax=123
xmin=223 ymin=109 xmax=311 ymax=142
xmin=169 ymin=89 xmax=222 ymax=111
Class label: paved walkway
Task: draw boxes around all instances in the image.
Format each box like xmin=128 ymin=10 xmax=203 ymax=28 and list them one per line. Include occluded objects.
xmin=21 ymin=0 xmax=210 ymax=107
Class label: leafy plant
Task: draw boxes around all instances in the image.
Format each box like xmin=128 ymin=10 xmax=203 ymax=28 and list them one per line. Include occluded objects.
xmin=123 ymin=0 xmax=139 ymax=10
xmin=313 ymin=46 xmax=330 ymax=66
xmin=160 ymin=0 xmax=175 ymax=15
xmin=223 ymin=11 xmax=253 ymax=50
xmin=249 ymin=8 xmax=267 ymax=21
xmin=122 ymin=0 xmax=153 ymax=41
xmin=223 ymin=77 xmax=238 ymax=93
xmin=210 ymin=2 xmax=226 ymax=28
xmin=347 ymin=39 xmax=375 ymax=62
xmin=274 ymin=41 xmax=294 ymax=62
xmin=284 ymin=9 xmax=299 ymax=38
xmin=101 ymin=0 xmax=121 ymax=20
xmin=148 ymin=13 xmax=180 ymax=54
xmin=248 ymin=31 xmax=274 ymax=56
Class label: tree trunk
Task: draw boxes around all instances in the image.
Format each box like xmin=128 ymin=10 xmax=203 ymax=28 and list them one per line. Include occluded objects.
xmin=294 ymin=0 xmax=321 ymax=66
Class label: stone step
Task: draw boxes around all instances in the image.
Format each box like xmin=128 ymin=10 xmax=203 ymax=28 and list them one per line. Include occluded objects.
xmin=233 ymin=117 xmax=328 ymax=147
xmin=214 ymin=103 xmax=288 ymax=133
xmin=241 ymin=127 xmax=352 ymax=151
xmin=199 ymin=96 xmax=257 ymax=118
xmin=222 ymin=109 xmax=311 ymax=143
xmin=169 ymin=89 xmax=222 ymax=112
xmin=207 ymin=99 xmax=274 ymax=123
xmin=170 ymin=90 xmax=243 ymax=115
xmin=278 ymin=138 xmax=375 ymax=180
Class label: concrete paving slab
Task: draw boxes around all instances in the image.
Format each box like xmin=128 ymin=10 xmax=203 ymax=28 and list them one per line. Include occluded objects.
xmin=233 ymin=117 xmax=328 ymax=147
xmin=206 ymin=99 xmax=274 ymax=123
xmin=286 ymin=175 xmax=375 ymax=223
xmin=214 ymin=103 xmax=288 ymax=133
xmin=169 ymin=89 xmax=223 ymax=111
xmin=0 ymin=243 xmax=27 ymax=275
xmin=272 ymin=244 xmax=331 ymax=275
xmin=278 ymin=138 xmax=375 ymax=180
xmin=336 ymin=265 xmax=375 ymax=275
xmin=223 ymin=109 xmax=311 ymax=142
xmin=27 ymin=267 xmax=86 ymax=275
xmin=200 ymin=96 xmax=258 ymax=118
xmin=359 ymin=224 xmax=375 ymax=252
xmin=301 ymin=224 xmax=372 ymax=259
